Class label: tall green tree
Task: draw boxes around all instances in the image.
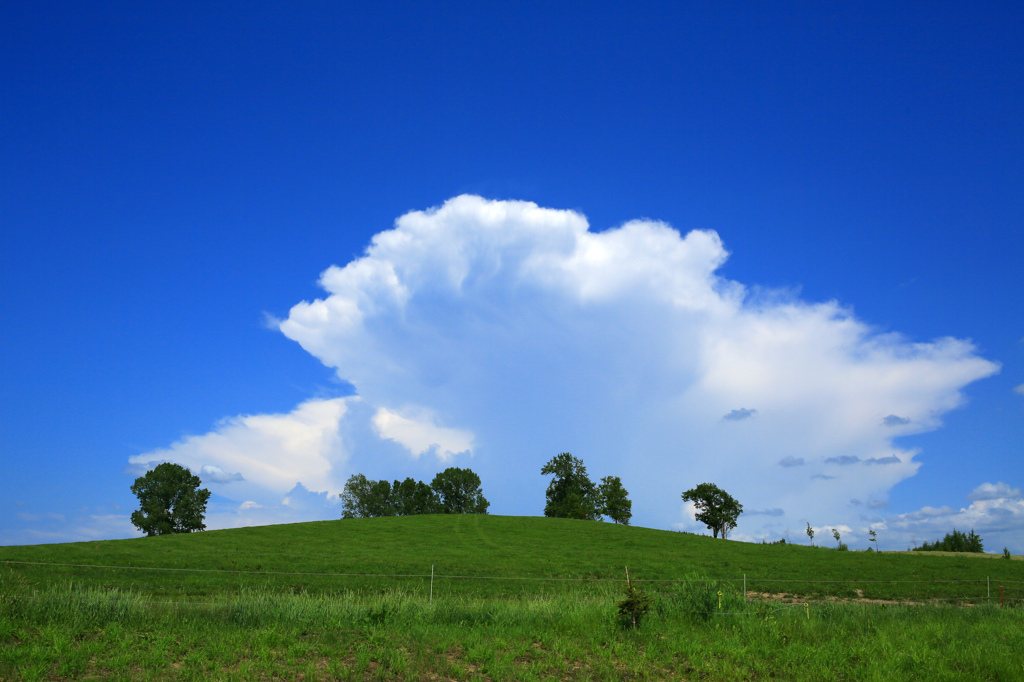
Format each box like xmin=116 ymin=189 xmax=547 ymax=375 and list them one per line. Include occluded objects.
xmin=597 ymin=475 xmax=632 ymax=525
xmin=430 ymin=467 xmax=489 ymax=514
xmin=681 ymin=482 xmax=743 ymax=539
xmin=340 ymin=474 xmax=375 ymax=518
xmin=130 ymin=463 xmax=211 ymax=536
xmin=541 ymin=453 xmax=599 ymax=520
xmin=391 ymin=477 xmax=439 ymax=515
xmin=364 ymin=479 xmax=395 ymax=517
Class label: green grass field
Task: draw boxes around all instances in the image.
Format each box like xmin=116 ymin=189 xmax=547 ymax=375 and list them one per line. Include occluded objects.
xmin=2 ymin=515 xmax=1023 ymax=680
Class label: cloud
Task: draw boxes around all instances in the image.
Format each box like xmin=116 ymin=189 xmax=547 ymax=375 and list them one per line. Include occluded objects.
xmin=127 ymin=195 xmax=998 ymax=536
xmin=273 ymin=195 xmax=998 ymax=535
xmin=371 ymin=407 xmax=474 ymax=460
xmin=722 ymin=408 xmax=757 ymax=421
xmin=1015 ymin=384 xmax=1024 ymax=396
xmin=967 ymin=482 xmax=1022 ymax=502
xmin=129 ymin=397 xmax=353 ymax=506
xmin=2 ymin=508 xmax=138 ymax=546
xmin=864 ymin=455 xmax=901 ymax=465
xmin=200 ymin=465 xmax=244 ymax=483
xmin=867 ymin=499 xmax=889 ymax=509
xmin=747 ymin=508 xmax=785 ymax=517
xmin=879 ymin=482 xmax=1024 ymax=552
xmin=882 ymin=415 xmax=911 ymax=427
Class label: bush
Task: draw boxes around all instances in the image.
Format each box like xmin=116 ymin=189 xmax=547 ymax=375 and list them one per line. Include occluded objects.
xmin=617 ymin=580 xmax=654 ymax=629
xmin=1004 ymin=547 xmax=1012 ymax=560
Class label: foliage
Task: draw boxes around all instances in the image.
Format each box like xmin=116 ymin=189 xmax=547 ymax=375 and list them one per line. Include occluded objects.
xmin=913 ymin=528 xmax=984 ymax=553
xmin=681 ymin=482 xmax=743 ymax=538
xmin=1004 ymin=547 xmax=1012 ymax=560
xmin=340 ymin=474 xmax=379 ymax=518
xmin=540 ymin=452 xmax=599 ymax=520
xmin=616 ymin=570 xmax=654 ymax=628
xmin=342 ymin=469 xmax=488 ymax=518
xmin=129 ymin=463 xmax=210 ymax=536
xmin=869 ymin=529 xmax=878 ymax=553
xmin=806 ymin=522 xmax=815 ymax=546
xmin=832 ymin=528 xmax=848 ymax=551
xmin=392 ymin=477 xmax=439 ymax=516
xmin=596 ymin=475 xmax=632 ymax=525
xmin=430 ymin=467 xmax=490 ymax=514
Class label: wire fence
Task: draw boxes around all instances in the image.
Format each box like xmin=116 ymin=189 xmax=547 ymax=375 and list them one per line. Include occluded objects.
xmin=4 ymin=558 xmax=1021 ymax=604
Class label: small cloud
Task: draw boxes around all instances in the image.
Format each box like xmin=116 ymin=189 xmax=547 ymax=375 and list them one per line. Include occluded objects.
xmin=864 ymin=455 xmax=901 ymax=466
xmin=778 ymin=456 xmax=805 ymax=468
xmin=239 ymin=501 xmax=263 ymax=510
xmin=747 ymin=508 xmax=785 ymax=517
xmin=200 ymin=465 xmax=245 ymax=483
xmin=371 ymin=407 xmax=474 ymax=461
xmin=867 ymin=500 xmax=888 ymax=509
xmin=261 ymin=311 xmax=284 ymax=330
xmin=14 ymin=500 xmax=25 ymax=506
xmin=825 ymin=455 xmax=860 ymax=465
xmin=1015 ymin=384 xmax=1024 ymax=396
xmin=850 ymin=499 xmax=863 ymax=506
xmin=968 ymin=482 xmax=1022 ymax=502
xmin=722 ymin=408 xmax=757 ymax=421
xmin=812 ymin=474 xmax=836 ymax=480
xmin=882 ymin=415 xmax=911 ymax=427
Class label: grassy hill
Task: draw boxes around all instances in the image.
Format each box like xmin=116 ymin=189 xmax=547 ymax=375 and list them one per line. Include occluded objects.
xmin=3 ymin=516 xmax=1024 ymax=680
xmin=2 ymin=515 xmax=1020 ymax=602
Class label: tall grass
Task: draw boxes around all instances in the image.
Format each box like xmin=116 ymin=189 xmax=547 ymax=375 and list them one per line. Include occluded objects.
xmin=3 ymin=580 xmax=1023 ymax=680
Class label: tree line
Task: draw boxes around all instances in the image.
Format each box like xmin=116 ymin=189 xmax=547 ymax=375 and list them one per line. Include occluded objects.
xmin=340 ymin=467 xmax=489 ymax=517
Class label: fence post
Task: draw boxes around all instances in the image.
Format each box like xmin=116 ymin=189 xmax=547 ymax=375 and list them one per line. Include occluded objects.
xmin=430 ymin=565 xmax=434 ymax=603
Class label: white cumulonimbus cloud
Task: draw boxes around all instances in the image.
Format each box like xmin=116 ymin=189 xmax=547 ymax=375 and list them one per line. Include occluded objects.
xmin=129 ymin=196 xmax=1007 ymax=545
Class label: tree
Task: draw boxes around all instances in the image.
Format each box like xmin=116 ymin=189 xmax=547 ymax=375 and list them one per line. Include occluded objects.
xmin=430 ymin=467 xmax=489 ymax=514
xmin=806 ymin=522 xmax=815 ymax=546
xmin=541 ymin=453 xmax=599 ymax=520
xmin=913 ymin=528 xmax=984 ymax=553
xmin=340 ymin=475 xmax=395 ymax=517
xmin=680 ymin=483 xmax=743 ymax=539
xmin=364 ymin=479 xmax=395 ymax=517
xmin=340 ymin=474 xmax=375 ymax=518
xmin=130 ymin=463 xmax=210 ymax=536
xmin=391 ymin=477 xmax=438 ymax=516
xmin=597 ymin=475 xmax=632 ymax=525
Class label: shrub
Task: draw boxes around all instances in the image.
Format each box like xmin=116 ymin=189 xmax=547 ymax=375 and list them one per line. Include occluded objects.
xmin=616 ymin=571 xmax=654 ymax=629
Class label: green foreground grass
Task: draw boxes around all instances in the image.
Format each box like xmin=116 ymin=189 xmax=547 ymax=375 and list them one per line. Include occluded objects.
xmin=3 ymin=584 xmax=1023 ymax=680
xmin=2 ymin=515 xmax=1023 ymax=679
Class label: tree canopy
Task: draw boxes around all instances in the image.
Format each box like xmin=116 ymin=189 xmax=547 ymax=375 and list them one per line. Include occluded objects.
xmin=340 ymin=468 xmax=487 ymax=518
xmin=541 ymin=452 xmax=600 ymax=520
xmin=681 ymin=482 xmax=743 ymax=539
xmin=913 ymin=528 xmax=984 ymax=553
xmin=130 ymin=462 xmax=211 ymax=536
xmin=431 ymin=467 xmax=490 ymax=514
xmin=597 ymin=475 xmax=632 ymax=525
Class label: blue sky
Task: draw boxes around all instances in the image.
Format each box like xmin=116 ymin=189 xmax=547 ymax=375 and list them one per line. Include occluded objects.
xmin=2 ymin=2 xmax=1022 ymax=551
